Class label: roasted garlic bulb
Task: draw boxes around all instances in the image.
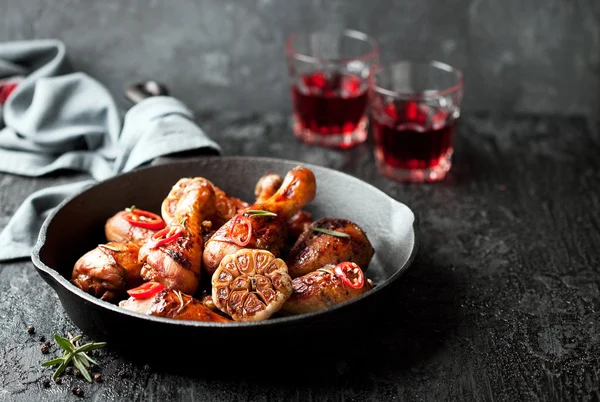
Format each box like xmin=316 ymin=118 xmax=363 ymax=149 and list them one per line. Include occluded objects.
xmin=212 ymin=249 xmax=293 ymax=321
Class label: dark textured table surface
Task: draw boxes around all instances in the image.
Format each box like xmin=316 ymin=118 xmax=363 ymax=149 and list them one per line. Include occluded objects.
xmin=1 ymin=111 xmax=599 ymax=401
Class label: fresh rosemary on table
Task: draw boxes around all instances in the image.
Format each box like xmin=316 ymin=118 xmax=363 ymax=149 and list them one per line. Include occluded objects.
xmin=41 ymin=334 xmax=107 ymax=383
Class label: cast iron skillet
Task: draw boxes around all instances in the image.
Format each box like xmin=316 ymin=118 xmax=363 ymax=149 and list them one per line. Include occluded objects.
xmin=31 ymin=156 xmax=419 ymax=364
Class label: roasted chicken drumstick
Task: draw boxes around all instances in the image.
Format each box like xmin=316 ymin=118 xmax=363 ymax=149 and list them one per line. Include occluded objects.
xmin=202 ymin=166 xmax=317 ymax=276
xmin=72 ymin=242 xmax=143 ymax=302
xmin=139 ymin=178 xmax=215 ymax=295
xmin=254 ymin=173 xmax=284 ymax=203
xmin=161 ymin=177 xmax=247 ymax=229
xmin=254 ymin=173 xmax=313 ymax=239
xmin=286 ymin=218 xmax=374 ymax=278
xmin=120 ymin=287 xmax=231 ymax=323
xmin=281 ymin=262 xmax=373 ymax=315
xmin=105 ymin=207 xmax=164 ymax=246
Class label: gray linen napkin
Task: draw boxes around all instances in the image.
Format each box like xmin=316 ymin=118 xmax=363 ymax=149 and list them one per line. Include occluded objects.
xmin=0 ymin=39 xmax=221 ymax=261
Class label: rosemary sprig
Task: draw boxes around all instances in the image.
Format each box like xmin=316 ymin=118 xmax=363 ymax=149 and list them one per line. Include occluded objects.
xmin=41 ymin=334 xmax=107 ymax=383
xmin=317 ymin=267 xmax=335 ymax=275
xmin=245 ymin=210 xmax=277 ymax=217
xmin=98 ymin=244 xmax=121 ymax=252
xmin=310 ymin=227 xmax=351 ymax=238
xmin=174 ymin=290 xmax=185 ymax=312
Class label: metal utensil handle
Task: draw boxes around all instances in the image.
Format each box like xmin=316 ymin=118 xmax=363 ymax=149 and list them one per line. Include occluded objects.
xmin=125 ymin=81 xmax=170 ymax=104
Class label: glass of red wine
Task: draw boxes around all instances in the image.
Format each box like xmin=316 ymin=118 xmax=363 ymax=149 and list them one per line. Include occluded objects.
xmin=285 ymin=29 xmax=379 ymax=149
xmin=370 ymin=60 xmax=464 ymax=183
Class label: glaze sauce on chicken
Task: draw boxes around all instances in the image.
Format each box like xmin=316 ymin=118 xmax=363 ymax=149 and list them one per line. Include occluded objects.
xmin=72 ymin=166 xmax=376 ymax=322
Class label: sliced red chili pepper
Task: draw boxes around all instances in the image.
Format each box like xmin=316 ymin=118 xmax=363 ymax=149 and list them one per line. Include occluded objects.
xmin=334 ymin=262 xmax=365 ymax=289
xmin=126 ymin=281 xmax=165 ymax=299
xmin=123 ymin=208 xmax=166 ymax=230
xmin=229 ymin=214 xmax=252 ymax=247
xmin=147 ymin=225 xmax=183 ymax=249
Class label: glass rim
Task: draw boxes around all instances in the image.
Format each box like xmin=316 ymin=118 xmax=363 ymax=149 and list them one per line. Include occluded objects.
xmin=285 ymin=29 xmax=380 ymax=65
xmin=372 ymin=60 xmax=464 ymax=100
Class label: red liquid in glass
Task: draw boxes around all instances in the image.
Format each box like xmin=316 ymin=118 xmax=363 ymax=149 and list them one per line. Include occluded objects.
xmin=292 ymin=72 xmax=368 ymax=137
xmin=372 ymin=102 xmax=455 ymax=170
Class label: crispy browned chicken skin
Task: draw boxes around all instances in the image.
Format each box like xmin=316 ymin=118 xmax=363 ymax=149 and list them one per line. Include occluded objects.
xmin=281 ymin=265 xmax=373 ymax=315
xmin=254 ymin=173 xmax=313 ymax=239
xmin=210 ymin=182 xmax=249 ymax=229
xmin=254 ymin=173 xmax=283 ymax=203
xmin=104 ymin=211 xmax=157 ymax=246
xmin=72 ymin=242 xmax=143 ymax=302
xmin=119 ymin=289 xmax=231 ymax=322
xmin=202 ymin=166 xmax=317 ymax=276
xmin=161 ymin=177 xmax=247 ymax=229
xmin=139 ymin=179 xmax=215 ymax=295
xmin=286 ymin=218 xmax=374 ymax=278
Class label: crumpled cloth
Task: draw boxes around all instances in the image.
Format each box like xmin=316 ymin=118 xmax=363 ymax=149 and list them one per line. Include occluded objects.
xmin=0 ymin=39 xmax=221 ymax=261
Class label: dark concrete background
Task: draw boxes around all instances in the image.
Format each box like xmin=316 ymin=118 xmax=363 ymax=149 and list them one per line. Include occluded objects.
xmin=1 ymin=0 xmax=599 ymax=115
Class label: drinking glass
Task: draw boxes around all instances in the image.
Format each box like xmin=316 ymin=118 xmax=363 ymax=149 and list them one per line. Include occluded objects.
xmin=285 ymin=29 xmax=380 ymax=149
xmin=370 ymin=60 xmax=463 ymax=182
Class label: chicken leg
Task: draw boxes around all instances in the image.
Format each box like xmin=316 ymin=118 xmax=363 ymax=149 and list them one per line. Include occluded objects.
xmin=139 ymin=178 xmax=215 ymax=295
xmin=254 ymin=173 xmax=313 ymax=239
xmin=202 ymin=166 xmax=316 ymax=276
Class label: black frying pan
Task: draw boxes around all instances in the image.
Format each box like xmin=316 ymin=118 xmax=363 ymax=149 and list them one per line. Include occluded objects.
xmin=31 ymin=83 xmax=419 ymax=367
xmin=31 ymin=157 xmax=418 ymax=367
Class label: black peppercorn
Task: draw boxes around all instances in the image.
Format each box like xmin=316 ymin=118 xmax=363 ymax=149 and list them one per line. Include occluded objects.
xmin=54 ymin=377 xmax=62 ymax=385
xmin=27 ymin=325 xmax=35 ymax=334
xmin=94 ymin=373 xmax=102 ymax=383
xmin=39 ymin=336 xmax=46 ymax=342
xmin=42 ymin=378 xmax=51 ymax=388
xmin=72 ymin=386 xmax=84 ymax=397
xmin=40 ymin=343 xmax=50 ymax=354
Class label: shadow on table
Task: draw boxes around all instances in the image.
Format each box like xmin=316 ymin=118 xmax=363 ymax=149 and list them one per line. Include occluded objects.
xmin=122 ymin=252 xmax=463 ymax=387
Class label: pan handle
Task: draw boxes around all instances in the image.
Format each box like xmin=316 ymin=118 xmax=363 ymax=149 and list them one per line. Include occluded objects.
xmin=125 ymin=80 xmax=170 ymax=104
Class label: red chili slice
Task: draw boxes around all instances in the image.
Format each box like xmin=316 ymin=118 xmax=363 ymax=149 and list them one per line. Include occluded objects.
xmin=229 ymin=214 xmax=252 ymax=247
xmin=127 ymin=281 xmax=165 ymax=299
xmin=147 ymin=225 xmax=183 ymax=249
xmin=334 ymin=262 xmax=365 ymax=289
xmin=123 ymin=208 xmax=166 ymax=230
